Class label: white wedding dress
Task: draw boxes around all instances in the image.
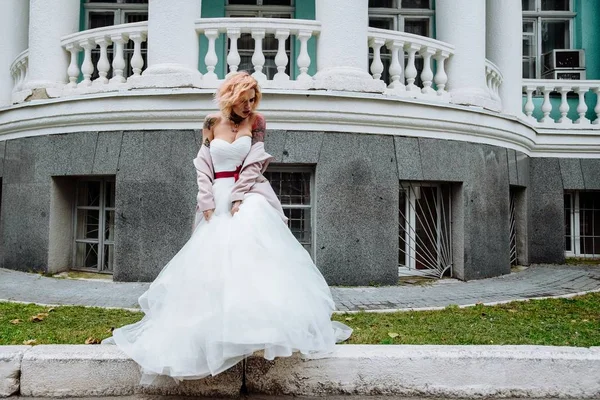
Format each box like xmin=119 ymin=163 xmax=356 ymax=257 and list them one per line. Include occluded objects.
xmin=106 ymin=135 xmax=351 ymax=382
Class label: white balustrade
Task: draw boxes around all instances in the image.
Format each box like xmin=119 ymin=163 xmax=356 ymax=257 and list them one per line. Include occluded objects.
xmin=485 ymin=59 xmax=503 ymax=102
xmin=60 ymin=22 xmax=148 ymax=93
xmin=367 ymin=28 xmax=454 ymax=100
xmin=195 ymin=18 xmax=321 ymax=88
xmin=9 ymin=50 xmax=29 ymax=95
xmin=522 ymin=79 xmax=600 ymax=126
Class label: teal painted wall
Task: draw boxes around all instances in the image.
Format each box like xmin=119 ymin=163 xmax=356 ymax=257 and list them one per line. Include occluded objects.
xmin=199 ymin=0 xmax=226 ymax=78
xmin=293 ymin=0 xmax=316 ymax=78
xmin=579 ymin=0 xmax=600 ymax=80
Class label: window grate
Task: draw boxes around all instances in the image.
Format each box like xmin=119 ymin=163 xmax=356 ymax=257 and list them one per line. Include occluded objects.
xmin=398 ymin=182 xmax=452 ymax=278
xmin=263 ymin=168 xmax=313 ymax=256
xmin=73 ymin=178 xmax=116 ymax=273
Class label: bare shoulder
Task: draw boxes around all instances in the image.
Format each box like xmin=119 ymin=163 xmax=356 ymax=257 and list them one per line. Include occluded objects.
xmin=251 ymin=113 xmax=266 ymax=143
xmin=202 ymin=113 xmax=220 ymax=147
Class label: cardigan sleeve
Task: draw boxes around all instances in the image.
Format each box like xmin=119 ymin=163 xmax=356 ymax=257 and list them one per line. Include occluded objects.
xmin=193 ymin=145 xmax=216 ymax=212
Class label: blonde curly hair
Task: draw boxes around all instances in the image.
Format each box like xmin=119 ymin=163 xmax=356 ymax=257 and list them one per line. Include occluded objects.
xmin=215 ymin=72 xmax=262 ymax=119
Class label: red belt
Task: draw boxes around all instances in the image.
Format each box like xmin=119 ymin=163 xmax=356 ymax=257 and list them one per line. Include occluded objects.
xmin=214 ymin=165 xmax=241 ymax=182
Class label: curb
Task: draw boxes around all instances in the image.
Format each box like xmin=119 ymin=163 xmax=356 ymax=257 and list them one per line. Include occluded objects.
xmin=2 ymin=345 xmax=599 ymax=398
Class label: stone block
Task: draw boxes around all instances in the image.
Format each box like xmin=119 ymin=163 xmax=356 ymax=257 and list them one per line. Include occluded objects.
xmin=581 ymin=158 xmax=600 ymax=189
xmin=462 ymin=144 xmax=511 ymax=280
xmin=316 ymin=133 xmax=398 ymax=285
xmin=1 ymin=182 xmax=51 ymax=272
xmin=559 ymin=158 xmax=585 ymax=190
xmin=46 ymin=131 xmax=98 ymax=176
xmin=0 ymin=346 xmax=28 ymax=397
xmin=419 ymin=137 xmax=470 ymax=182
xmin=92 ymin=131 xmax=123 ymax=174
xmin=0 ymin=141 xmax=6 ymax=178
xmin=528 ymin=158 xmax=565 ymax=264
xmin=507 ymin=148 xmax=518 ymax=186
xmin=264 ymin=129 xmax=286 ymax=163
xmin=3 ymin=138 xmax=37 ymax=184
xmin=516 ymin=150 xmax=530 ymax=187
xmin=281 ymin=131 xmax=323 ymax=164
xmin=395 ymin=136 xmax=423 ymax=180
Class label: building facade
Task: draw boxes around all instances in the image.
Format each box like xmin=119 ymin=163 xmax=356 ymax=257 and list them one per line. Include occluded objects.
xmin=0 ymin=0 xmax=599 ymax=284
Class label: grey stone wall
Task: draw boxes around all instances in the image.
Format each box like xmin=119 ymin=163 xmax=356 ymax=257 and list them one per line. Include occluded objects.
xmin=3 ymin=129 xmax=595 ymax=284
xmin=528 ymin=157 xmax=600 ymax=264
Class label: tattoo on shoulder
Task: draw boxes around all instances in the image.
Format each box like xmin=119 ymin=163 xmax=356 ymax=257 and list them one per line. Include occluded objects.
xmin=203 ymin=137 xmax=210 ymax=148
xmin=203 ymin=115 xmax=217 ymax=131
xmin=251 ymin=115 xmax=266 ymax=144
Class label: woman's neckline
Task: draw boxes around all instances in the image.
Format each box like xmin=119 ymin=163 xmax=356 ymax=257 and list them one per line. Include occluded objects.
xmin=211 ymin=135 xmax=252 ymax=145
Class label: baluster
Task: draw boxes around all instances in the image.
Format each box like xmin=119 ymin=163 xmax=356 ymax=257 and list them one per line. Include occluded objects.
xmin=420 ymin=46 xmax=435 ymax=95
xmin=540 ymin=86 xmax=555 ymax=124
xmin=226 ymin=28 xmax=241 ymax=76
xmin=14 ymin=61 xmax=23 ymax=92
xmin=204 ymin=29 xmax=219 ymax=82
xmin=574 ymin=86 xmax=591 ymax=124
xmin=386 ymin=40 xmax=405 ymax=92
xmin=78 ymin=39 xmax=95 ymax=87
xmin=296 ymin=30 xmax=312 ymax=81
xmin=110 ymin=33 xmax=127 ymax=83
xmin=404 ymin=43 xmax=420 ymax=92
xmin=251 ymin=29 xmax=266 ymax=82
xmin=274 ymin=29 xmax=290 ymax=82
xmin=369 ymin=37 xmax=385 ymax=81
xmin=523 ymin=85 xmax=536 ymax=120
xmin=20 ymin=60 xmax=28 ymax=91
xmin=129 ymin=33 xmax=146 ymax=78
xmin=556 ymin=86 xmax=572 ymax=124
xmin=433 ymin=50 xmax=449 ymax=95
xmin=65 ymin=44 xmax=80 ymax=88
xmin=593 ymin=87 xmax=600 ymax=125
xmin=485 ymin=67 xmax=493 ymax=96
xmin=95 ymin=36 xmax=112 ymax=85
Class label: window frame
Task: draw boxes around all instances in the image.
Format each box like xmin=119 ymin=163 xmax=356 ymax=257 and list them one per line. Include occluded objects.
xmin=84 ymin=0 xmax=148 ymax=29
xmin=264 ymin=165 xmax=315 ymax=259
xmin=522 ymin=0 xmax=575 ymax=79
xmin=565 ymin=190 xmax=600 ymax=258
xmin=72 ymin=177 xmax=116 ymax=274
xmin=368 ymin=1 xmax=434 ymax=38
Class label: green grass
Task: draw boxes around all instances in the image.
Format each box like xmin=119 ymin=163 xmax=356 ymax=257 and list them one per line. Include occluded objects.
xmin=0 ymin=302 xmax=141 ymax=345
xmin=1 ymin=293 xmax=600 ymax=346
xmin=565 ymin=257 xmax=600 ymax=265
xmin=332 ymin=293 xmax=600 ymax=347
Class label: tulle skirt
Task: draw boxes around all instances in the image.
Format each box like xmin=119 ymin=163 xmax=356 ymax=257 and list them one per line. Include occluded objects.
xmin=104 ymin=177 xmax=351 ymax=382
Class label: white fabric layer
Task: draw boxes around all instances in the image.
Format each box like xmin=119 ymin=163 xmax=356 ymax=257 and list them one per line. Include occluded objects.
xmin=105 ymin=136 xmax=351 ymax=381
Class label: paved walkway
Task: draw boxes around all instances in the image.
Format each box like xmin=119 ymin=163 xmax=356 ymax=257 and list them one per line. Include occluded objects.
xmin=1 ymin=264 xmax=599 ymax=312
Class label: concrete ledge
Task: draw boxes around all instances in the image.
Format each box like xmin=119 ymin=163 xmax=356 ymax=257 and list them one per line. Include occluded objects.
xmin=246 ymin=345 xmax=600 ymax=398
xmin=9 ymin=344 xmax=600 ymax=398
xmin=0 ymin=346 xmax=28 ymax=398
xmin=19 ymin=345 xmax=243 ymax=398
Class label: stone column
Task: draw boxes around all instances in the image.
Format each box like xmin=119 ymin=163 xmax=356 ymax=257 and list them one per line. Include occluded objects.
xmin=24 ymin=0 xmax=80 ymax=95
xmin=132 ymin=0 xmax=203 ymax=88
xmin=313 ymin=0 xmax=384 ymax=92
xmin=436 ymin=0 xmax=490 ymax=107
xmin=0 ymin=0 xmax=29 ymax=106
xmin=487 ymin=0 xmax=523 ymax=117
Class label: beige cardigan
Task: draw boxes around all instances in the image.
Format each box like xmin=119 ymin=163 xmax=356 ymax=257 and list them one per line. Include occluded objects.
xmin=192 ymin=140 xmax=288 ymax=227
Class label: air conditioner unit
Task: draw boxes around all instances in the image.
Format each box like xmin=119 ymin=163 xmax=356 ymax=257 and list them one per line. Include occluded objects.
xmin=542 ymin=49 xmax=585 ymax=72
xmin=541 ymin=69 xmax=586 ymax=80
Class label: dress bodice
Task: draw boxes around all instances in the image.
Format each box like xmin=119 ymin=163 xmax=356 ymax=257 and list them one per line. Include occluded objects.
xmin=210 ymin=136 xmax=251 ymax=172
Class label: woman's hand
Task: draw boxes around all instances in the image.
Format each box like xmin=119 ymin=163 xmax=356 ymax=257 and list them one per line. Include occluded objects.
xmin=203 ymin=209 xmax=215 ymax=221
xmin=231 ymin=200 xmax=242 ymax=216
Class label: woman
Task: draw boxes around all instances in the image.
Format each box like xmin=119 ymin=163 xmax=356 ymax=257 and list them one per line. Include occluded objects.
xmin=105 ymin=72 xmax=351 ymax=382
